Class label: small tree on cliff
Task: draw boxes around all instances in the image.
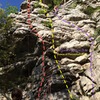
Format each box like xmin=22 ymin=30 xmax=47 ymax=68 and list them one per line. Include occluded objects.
xmin=5 ymin=3 xmax=18 ymax=15
xmin=0 ymin=5 xmax=18 ymax=99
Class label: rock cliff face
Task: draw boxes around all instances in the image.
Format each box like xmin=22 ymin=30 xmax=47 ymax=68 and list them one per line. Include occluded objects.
xmin=0 ymin=0 xmax=100 ymax=100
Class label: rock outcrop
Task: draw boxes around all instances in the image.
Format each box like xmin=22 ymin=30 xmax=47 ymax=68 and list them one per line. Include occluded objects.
xmin=0 ymin=0 xmax=100 ymax=100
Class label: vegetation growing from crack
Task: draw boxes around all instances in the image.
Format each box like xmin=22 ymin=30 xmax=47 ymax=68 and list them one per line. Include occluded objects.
xmin=94 ymin=28 xmax=100 ymax=48
xmin=38 ymin=8 xmax=48 ymax=14
xmin=71 ymin=95 xmax=80 ymax=100
xmin=33 ymin=1 xmax=41 ymax=8
xmin=53 ymin=0 xmax=63 ymax=6
xmin=83 ymin=6 xmax=100 ymax=16
xmin=41 ymin=20 xmax=52 ymax=28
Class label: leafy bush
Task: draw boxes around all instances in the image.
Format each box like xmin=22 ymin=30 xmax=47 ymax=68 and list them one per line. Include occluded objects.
xmin=0 ymin=9 xmax=6 ymax=28
xmin=5 ymin=4 xmax=18 ymax=15
xmin=0 ymin=8 xmax=15 ymax=67
xmin=96 ymin=28 xmax=100 ymax=36
xmin=37 ymin=0 xmax=63 ymax=11
xmin=53 ymin=0 xmax=63 ymax=6
xmin=41 ymin=20 xmax=52 ymax=28
xmin=83 ymin=6 xmax=100 ymax=15
xmin=0 ymin=8 xmax=13 ymax=36
xmin=48 ymin=4 xmax=54 ymax=11
xmin=84 ymin=6 xmax=95 ymax=15
xmin=34 ymin=1 xmax=41 ymax=8
xmin=0 ymin=7 xmax=20 ymax=97
xmin=94 ymin=28 xmax=100 ymax=50
xmin=70 ymin=95 xmax=80 ymax=100
xmin=96 ymin=36 xmax=100 ymax=44
xmin=77 ymin=0 xmax=84 ymax=4
xmin=69 ymin=2 xmax=77 ymax=9
xmin=0 ymin=4 xmax=18 ymax=30
xmin=38 ymin=8 xmax=48 ymax=14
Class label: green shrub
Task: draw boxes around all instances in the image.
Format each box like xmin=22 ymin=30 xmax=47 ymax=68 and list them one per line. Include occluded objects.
xmin=0 ymin=5 xmax=28 ymax=98
xmin=94 ymin=28 xmax=100 ymax=38
xmin=84 ymin=6 xmax=95 ymax=15
xmin=0 ymin=8 xmax=15 ymax=67
xmin=38 ymin=8 xmax=48 ymax=14
xmin=53 ymin=0 xmax=63 ymax=6
xmin=69 ymin=2 xmax=77 ymax=9
xmin=41 ymin=20 xmax=52 ymax=28
xmin=0 ymin=9 xmax=6 ymax=28
xmin=71 ymin=95 xmax=80 ymax=100
xmin=93 ymin=28 xmax=100 ymax=48
xmin=96 ymin=36 xmax=100 ymax=44
xmin=34 ymin=2 xmax=41 ymax=8
xmin=48 ymin=4 xmax=54 ymax=11
xmin=96 ymin=28 xmax=100 ymax=36
xmin=5 ymin=4 xmax=18 ymax=15
xmin=77 ymin=0 xmax=83 ymax=4
xmin=84 ymin=6 xmax=100 ymax=16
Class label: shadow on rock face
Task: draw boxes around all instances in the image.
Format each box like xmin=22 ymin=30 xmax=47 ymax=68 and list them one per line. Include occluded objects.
xmin=14 ymin=34 xmax=37 ymax=58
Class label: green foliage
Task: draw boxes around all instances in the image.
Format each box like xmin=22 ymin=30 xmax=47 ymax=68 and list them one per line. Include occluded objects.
xmin=41 ymin=20 xmax=52 ymax=28
xmin=69 ymin=2 xmax=77 ymax=9
xmin=84 ymin=6 xmax=95 ymax=15
xmin=96 ymin=6 xmax=100 ymax=11
xmin=96 ymin=28 xmax=100 ymax=36
xmin=0 ymin=8 xmax=13 ymax=37
xmin=33 ymin=0 xmax=63 ymax=11
xmin=71 ymin=95 xmax=80 ymax=100
xmin=0 ymin=4 xmax=17 ymax=30
xmin=0 ymin=8 xmax=15 ymax=67
xmin=0 ymin=8 xmax=5 ymax=16
xmin=5 ymin=4 xmax=18 ymax=15
xmin=0 ymin=41 xmax=15 ymax=67
xmin=93 ymin=28 xmax=100 ymax=47
xmin=34 ymin=1 xmax=41 ymax=8
xmin=0 ymin=6 xmax=32 ymax=94
xmin=77 ymin=0 xmax=83 ymax=4
xmin=96 ymin=36 xmax=100 ymax=44
xmin=0 ymin=9 xmax=6 ymax=28
xmin=83 ymin=6 xmax=100 ymax=16
xmin=48 ymin=4 xmax=54 ymax=11
xmin=53 ymin=0 xmax=63 ymax=6
xmin=38 ymin=8 xmax=48 ymax=14
xmin=94 ymin=28 xmax=100 ymax=38
xmin=0 ymin=3 xmax=32 ymax=97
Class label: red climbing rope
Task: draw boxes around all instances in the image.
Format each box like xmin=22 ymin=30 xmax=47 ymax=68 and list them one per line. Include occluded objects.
xmin=27 ymin=0 xmax=46 ymax=99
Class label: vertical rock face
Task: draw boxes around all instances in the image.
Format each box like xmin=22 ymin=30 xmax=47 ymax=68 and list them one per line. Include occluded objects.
xmin=0 ymin=0 xmax=100 ymax=100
